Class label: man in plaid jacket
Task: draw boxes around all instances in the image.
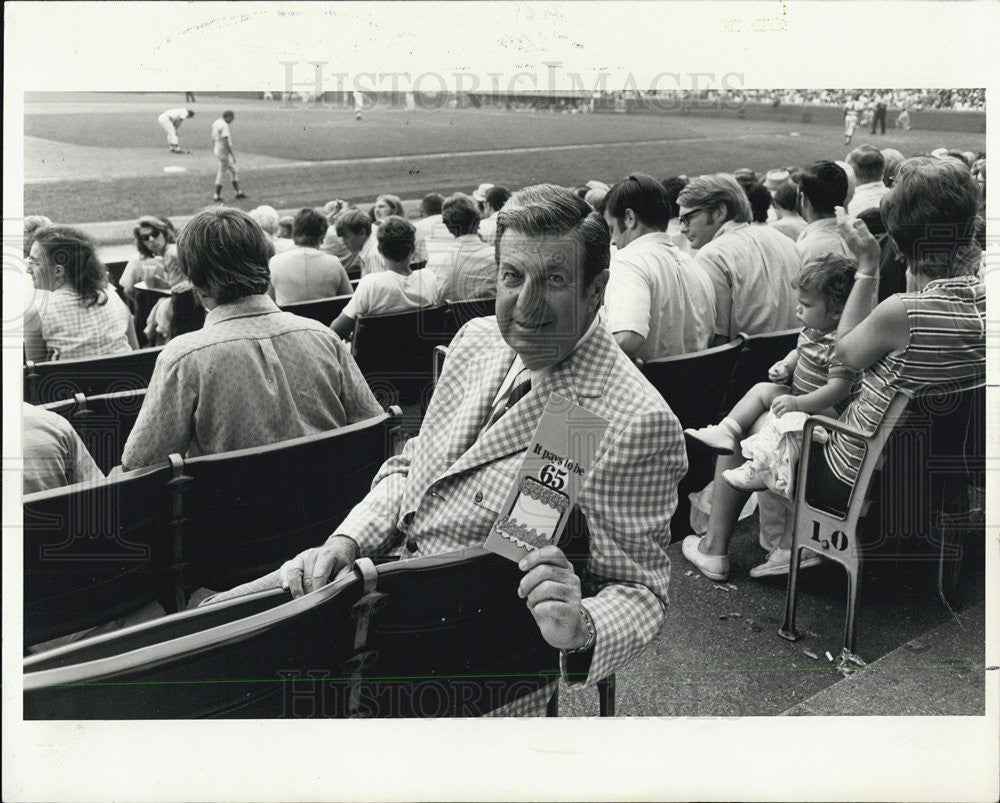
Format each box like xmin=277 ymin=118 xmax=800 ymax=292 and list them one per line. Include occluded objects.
xmin=281 ymin=184 xmax=686 ymax=704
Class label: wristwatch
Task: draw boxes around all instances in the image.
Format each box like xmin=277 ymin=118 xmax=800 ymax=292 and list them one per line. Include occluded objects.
xmin=564 ymin=606 xmax=596 ymax=654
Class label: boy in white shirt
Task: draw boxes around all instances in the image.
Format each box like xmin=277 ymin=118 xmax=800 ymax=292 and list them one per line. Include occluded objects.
xmin=331 ymin=216 xmax=441 ymax=340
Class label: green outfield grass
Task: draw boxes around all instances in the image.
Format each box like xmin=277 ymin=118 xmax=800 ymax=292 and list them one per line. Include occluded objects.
xmin=23 ymin=95 xmax=986 ymax=224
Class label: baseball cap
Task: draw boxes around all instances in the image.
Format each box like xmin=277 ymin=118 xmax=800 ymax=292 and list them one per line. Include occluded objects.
xmin=472 ymin=183 xmax=495 ymax=202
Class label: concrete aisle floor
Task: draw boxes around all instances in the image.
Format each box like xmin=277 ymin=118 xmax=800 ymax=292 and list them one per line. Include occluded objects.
xmin=554 ymin=513 xmax=986 ymax=718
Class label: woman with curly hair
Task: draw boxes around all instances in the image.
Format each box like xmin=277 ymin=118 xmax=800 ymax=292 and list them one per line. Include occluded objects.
xmin=24 ymin=225 xmax=137 ymax=361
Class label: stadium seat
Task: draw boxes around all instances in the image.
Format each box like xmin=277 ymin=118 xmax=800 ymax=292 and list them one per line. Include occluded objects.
xmin=279 ymin=294 xmax=352 ymax=326
xmin=343 ymin=549 xmax=562 ymax=716
xmin=23 ymin=579 xmax=363 ymax=719
xmin=640 ymin=338 xmax=745 ymax=542
xmin=722 ymin=328 xmax=800 ymax=411
xmin=173 ymin=409 xmax=399 ymax=593
xmin=779 ymin=385 xmax=985 ymax=659
xmin=41 ymin=389 xmax=147 ymax=474
xmin=132 ymin=283 xmax=172 ymax=348
xmin=351 ymin=306 xmax=453 ymax=407
xmin=104 ymin=260 xmax=128 ymax=291
xmin=24 ymin=346 xmax=165 ymax=404
xmin=23 ymin=462 xmax=180 ymax=649
xmin=445 ymin=296 xmax=497 ymax=333
xmin=640 ymin=338 xmax=745 ymax=429
xmin=432 ymin=345 xmax=449 ymax=387
xmin=22 ymin=548 xmax=570 ymax=719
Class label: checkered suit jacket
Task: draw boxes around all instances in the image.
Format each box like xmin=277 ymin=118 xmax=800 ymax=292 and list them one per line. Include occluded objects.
xmin=338 ymin=316 xmax=686 ymax=686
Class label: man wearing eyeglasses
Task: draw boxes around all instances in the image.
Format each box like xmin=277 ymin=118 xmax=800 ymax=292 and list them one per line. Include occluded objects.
xmin=677 ymin=174 xmax=800 ymax=347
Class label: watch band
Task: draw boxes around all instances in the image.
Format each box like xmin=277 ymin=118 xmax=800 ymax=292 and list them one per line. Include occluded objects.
xmin=564 ymin=606 xmax=596 ymax=654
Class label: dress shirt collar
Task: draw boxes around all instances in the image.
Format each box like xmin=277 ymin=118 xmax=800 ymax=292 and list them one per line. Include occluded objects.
xmin=624 ymin=230 xmax=673 ymax=251
xmin=204 ymin=293 xmax=281 ymax=327
xmin=712 ymin=219 xmax=749 ymax=242
xmin=800 ymin=217 xmax=840 ymax=237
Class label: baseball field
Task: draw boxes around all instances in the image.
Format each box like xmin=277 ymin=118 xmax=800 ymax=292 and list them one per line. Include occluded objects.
xmin=23 ymin=91 xmax=986 ymax=227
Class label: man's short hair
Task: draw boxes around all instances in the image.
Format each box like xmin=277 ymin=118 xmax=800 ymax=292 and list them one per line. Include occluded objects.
xmin=292 ymin=207 xmax=329 ymax=246
xmin=793 ymin=253 xmax=857 ymax=312
xmin=604 ymin=173 xmax=671 ymax=231
xmin=177 ymin=207 xmax=271 ymax=305
xmin=249 ymin=205 xmax=280 ymax=236
xmin=799 ymin=161 xmax=849 ymax=215
xmin=495 ymin=183 xmax=610 ymax=287
xmin=881 ymin=156 xmax=980 ymax=278
xmin=420 ymin=193 xmax=444 ymax=217
xmin=484 ymin=185 xmax=511 ymax=211
xmin=676 ymin=174 xmax=752 ymax=224
xmin=745 ymin=183 xmax=772 ymax=224
xmin=223 ymin=110 xmax=235 ymax=122
xmin=335 ymin=209 xmax=373 ymax=239
xmin=376 ymin=215 xmax=417 ymax=262
xmin=441 ymin=193 xmax=481 ymax=237
xmin=772 ymin=183 xmax=799 ymax=213
xmin=847 ymin=146 xmax=886 ymax=184
xmin=660 ymin=176 xmax=689 ymax=221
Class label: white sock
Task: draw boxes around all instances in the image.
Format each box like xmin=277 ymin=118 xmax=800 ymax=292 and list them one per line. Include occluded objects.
xmin=719 ymin=417 xmax=742 ymax=439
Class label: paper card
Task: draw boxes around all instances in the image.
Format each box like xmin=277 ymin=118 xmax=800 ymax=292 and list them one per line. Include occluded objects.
xmin=483 ymin=392 xmax=609 ymax=563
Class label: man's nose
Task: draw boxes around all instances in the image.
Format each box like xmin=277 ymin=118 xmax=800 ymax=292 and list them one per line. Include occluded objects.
xmin=514 ymin=274 xmax=546 ymax=315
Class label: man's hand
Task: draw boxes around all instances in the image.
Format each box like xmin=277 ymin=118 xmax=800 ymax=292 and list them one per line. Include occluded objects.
xmin=517 ymin=545 xmax=591 ymax=651
xmin=768 ymin=360 xmax=791 ymax=382
xmin=771 ymin=394 xmax=800 ymax=417
xmin=279 ymin=535 xmax=359 ymax=598
xmin=834 ymin=206 xmax=881 ymax=266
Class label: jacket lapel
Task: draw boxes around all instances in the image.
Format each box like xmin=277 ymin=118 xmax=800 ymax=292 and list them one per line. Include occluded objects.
xmin=436 ymin=322 xmax=616 ymax=480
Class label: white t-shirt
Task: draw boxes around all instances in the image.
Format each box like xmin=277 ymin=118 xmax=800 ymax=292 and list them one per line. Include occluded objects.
xmin=342 ymin=270 xmax=441 ymax=319
xmin=603 ymin=232 xmax=717 ymax=362
xmin=268 ymin=247 xmax=352 ymax=306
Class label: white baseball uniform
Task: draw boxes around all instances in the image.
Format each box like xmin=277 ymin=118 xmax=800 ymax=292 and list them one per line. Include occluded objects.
xmin=158 ymin=108 xmax=191 ymax=148
xmin=212 ymin=116 xmax=237 ymax=183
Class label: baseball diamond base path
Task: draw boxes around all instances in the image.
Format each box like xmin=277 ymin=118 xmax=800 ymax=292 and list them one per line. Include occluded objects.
xmin=21 ymin=93 xmax=986 ymax=226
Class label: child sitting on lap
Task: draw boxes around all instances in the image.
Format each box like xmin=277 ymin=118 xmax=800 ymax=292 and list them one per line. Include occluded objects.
xmin=685 ymin=254 xmax=859 ymax=497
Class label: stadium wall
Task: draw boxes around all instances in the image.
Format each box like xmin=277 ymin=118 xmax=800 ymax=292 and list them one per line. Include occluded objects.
xmin=593 ymin=98 xmax=986 ymax=135
xmin=193 ymin=91 xmax=984 ymax=134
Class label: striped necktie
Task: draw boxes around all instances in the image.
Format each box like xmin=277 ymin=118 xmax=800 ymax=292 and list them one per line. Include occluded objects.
xmin=486 ymin=374 xmax=532 ymax=429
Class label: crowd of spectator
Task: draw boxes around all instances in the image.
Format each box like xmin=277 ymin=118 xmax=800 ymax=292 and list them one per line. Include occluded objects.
xmin=21 ymin=141 xmax=987 ymax=701
xmin=640 ymin=88 xmax=986 ymax=112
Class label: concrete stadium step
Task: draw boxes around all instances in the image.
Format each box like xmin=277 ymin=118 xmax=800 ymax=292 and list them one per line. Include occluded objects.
xmin=781 ymin=600 xmax=986 ymax=716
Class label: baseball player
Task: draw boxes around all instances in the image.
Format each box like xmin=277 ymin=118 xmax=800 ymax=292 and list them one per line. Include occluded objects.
xmin=211 ymin=110 xmax=247 ymax=202
xmin=843 ymin=95 xmax=862 ymax=146
xmin=158 ymin=107 xmax=194 ymax=154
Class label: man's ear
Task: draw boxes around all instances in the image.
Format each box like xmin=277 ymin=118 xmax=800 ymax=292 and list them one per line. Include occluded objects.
xmin=586 ymin=269 xmax=610 ymax=307
xmin=623 ymin=208 xmax=638 ymax=230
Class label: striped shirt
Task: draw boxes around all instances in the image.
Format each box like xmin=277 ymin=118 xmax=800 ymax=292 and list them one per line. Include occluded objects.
xmin=826 ymin=275 xmax=986 ymax=484
xmin=31 ymin=287 xmax=133 ymax=361
xmin=791 ymin=327 xmax=858 ymax=414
